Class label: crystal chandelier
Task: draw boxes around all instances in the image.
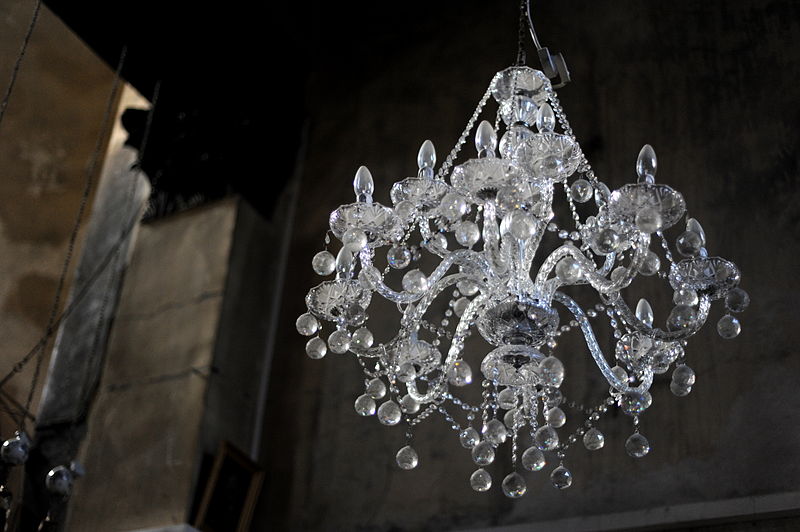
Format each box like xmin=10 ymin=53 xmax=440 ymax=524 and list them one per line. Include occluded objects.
xmin=294 ymin=4 xmax=748 ymax=498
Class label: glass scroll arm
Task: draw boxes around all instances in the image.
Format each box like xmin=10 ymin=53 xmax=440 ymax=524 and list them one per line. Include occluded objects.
xmin=553 ymin=291 xmax=653 ymax=394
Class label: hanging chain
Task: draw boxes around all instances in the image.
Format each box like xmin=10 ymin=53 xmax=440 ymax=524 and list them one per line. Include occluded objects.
xmin=435 ymin=73 xmax=500 ymax=181
xmin=516 ymin=0 xmax=528 ymax=66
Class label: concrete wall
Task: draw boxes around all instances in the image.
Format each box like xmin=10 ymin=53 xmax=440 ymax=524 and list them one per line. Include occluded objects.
xmin=0 ymin=2 xmax=113 ymax=432
xmin=68 ymin=200 xmax=237 ymax=530
xmin=255 ymin=1 xmax=800 ymax=530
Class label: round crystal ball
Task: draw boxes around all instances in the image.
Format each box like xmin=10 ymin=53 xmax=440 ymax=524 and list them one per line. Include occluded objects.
xmin=312 ymin=250 xmax=335 ymax=276
xmin=620 ymin=391 xmax=652 ymax=416
xmin=483 ymin=419 xmax=508 ymax=446
xmin=717 ymin=315 xmax=741 ymax=339
xmin=305 ymin=337 xmax=327 ymax=359
xmin=625 ymin=433 xmax=651 ymax=458
xmin=396 ymin=445 xmax=419 ymax=470
xmin=366 ymin=378 xmax=386 ymax=399
xmin=583 ymin=428 xmax=605 ymax=451
xmin=387 ymin=246 xmax=411 ymax=269
xmin=639 ymin=250 xmax=661 ymax=276
xmin=521 ymin=447 xmax=545 ymax=471
xmin=594 ymin=228 xmax=621 ymax=254
xmin=447 ymin=360 xmax=473 ymax=386
xmin=328 ymin=330 xmax=351 ymax=354
xmin=470 ymin=468 xmax=492 ymax=492
xmin=455 ymin=220 xmax=480 ymax=247
xmin=538 ymin=356 xmax=565 ymax=387
xmin=545 ymin=407 xmax=566 ymax=428
xmin=471 ymin=441 xmax=495 ymax=466
xmin=555 ymin=256 xmax=582 ymax=283
xmin=673 ymin=287 xmax=699 ymax=306
xmin=725 ymin=288 xmax=750 ymax=313
xmin=534 ymin=425 xmax=559 ymax=451
xmin=402 ymin=269 xmax=429 ymax=294
xmin=350 ymin=327 xmax=374 ymax=349
xmin=295 ymin=313 xmax=319 ymax=336
xmin=497 ymin=388 xmax=517 ymax=410
xmin=672 ymin=365 xmax=696 ymax=387
xmin=668 ymin=305 xmax=697 ymax=330
xmin=550 ymin=465 xmax=573 ymax=489
xmin=570 ymin=179 xmax=593 ymax=203
xmin=377 ymin=401 xmax=402 ymax=425
xmin=354 ymin=394 xmax=376 ymax=416
xmin=501 ymin=472 xmax=527 ymax=498
xmin=459 ymin=427 xmax=480 ymax=449
xmin=400 ymin=394 xmax=420 ymax=414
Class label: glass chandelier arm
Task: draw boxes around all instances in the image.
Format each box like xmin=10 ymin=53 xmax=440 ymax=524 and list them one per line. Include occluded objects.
xmin=535 ymin=238 xmax=649 ymax=300
xmin=359 ymin=248 xmax=492 ymax=304
xmin=406 ymin=292 xmax=492 ymax=404
xmin=612 ymin=294 xmax=711 ymax=341
xmin=553 ymin=291 xmax=653 ymax=393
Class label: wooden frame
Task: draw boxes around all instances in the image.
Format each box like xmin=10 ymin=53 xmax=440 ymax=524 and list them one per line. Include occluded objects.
xmin=194 ymin=441 xmax=264 ymax=532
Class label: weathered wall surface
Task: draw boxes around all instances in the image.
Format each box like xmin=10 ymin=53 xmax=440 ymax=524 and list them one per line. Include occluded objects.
xmin=68 ymin=200 xmax=237 ymax=530
xmin=0 ymin=1 xmax=112 ymax=450
xmin=256 ymin=1 xmax=800 ymax=530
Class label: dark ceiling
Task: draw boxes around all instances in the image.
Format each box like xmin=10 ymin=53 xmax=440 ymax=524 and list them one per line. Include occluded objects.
xmin=42 ymin=0 xmax=514 ymax=219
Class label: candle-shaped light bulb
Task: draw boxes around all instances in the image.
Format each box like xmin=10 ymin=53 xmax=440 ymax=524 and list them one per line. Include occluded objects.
xmin=475 ymin=120 xmax=497 ymax=157
xmin=636 ymin=144 xmax=657 ymax=182
xmin=636 ymin=298 xmax=654 ymax=327
xmin=535 ymin=103 xmax=555 ymax=133
xmin=353 ymin=165 xmax=374 ymax=202
xmin=417 ymin=140 xmax=436 ymax=171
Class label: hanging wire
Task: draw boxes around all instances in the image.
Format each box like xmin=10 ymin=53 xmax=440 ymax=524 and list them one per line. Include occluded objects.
xmin=0 ymin=0 xmax=42 ymax=132
xmin=515 ymin=0 xmax=528 ymax=65
xmin=19 ymin=45 xmax=128 ymax=418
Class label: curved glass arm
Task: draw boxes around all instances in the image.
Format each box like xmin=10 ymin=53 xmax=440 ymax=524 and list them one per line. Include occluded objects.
xmin=358 ymin=248 xmax=492 ymax=304
xmin=553 ymin=291 xmax=653 ymax=393
xmin=535 ymin=237 xmax=649 ymax=302
xmin=612 ymin=294 xmax=711 ymax=341
xmin=406 ymin=291 xmax=491 ymax=404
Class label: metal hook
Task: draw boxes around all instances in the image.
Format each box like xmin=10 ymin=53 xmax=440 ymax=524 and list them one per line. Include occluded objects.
xmin=525 ymin=0 xmax=571 ymax=88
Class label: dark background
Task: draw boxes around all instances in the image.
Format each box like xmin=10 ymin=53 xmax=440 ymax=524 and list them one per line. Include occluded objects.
xmin=45 ymin=0 xmax=800 ymax=530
